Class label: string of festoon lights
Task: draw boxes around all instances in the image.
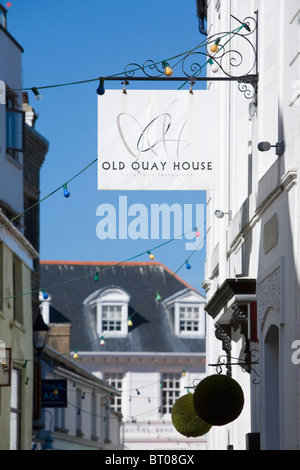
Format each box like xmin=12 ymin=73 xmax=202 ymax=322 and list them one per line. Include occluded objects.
xmin=5 ymin=226 xmax=204 ymax=368
xmin=19 ymin=363 xmax=206 ymax=425
xmin=11 ymin=21 xmax=247 ymax=99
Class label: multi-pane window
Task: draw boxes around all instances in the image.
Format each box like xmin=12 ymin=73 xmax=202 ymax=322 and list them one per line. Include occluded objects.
xmin=10 ymin=368 xmax=21 ymax=450
xmin=102 ymin=305 xmax=122 ymax=332
xmin=104 ymin=372 xmax=122 ymax=413
xmin=0 ymin=4 xmax=7 ymax=29
xmin=12 ymin=256 xmax=23 ymax=325
xmin=161 ymin=373 xmax=180 ymax=414
xmin=6 ymin=91 xmax=24 ymax=157
xmin=179 ymin=305 xmax=200 ymax=333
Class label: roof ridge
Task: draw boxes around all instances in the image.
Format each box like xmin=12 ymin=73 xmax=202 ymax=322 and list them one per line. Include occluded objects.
xmin=40 ymin=260 xmax=160 ymax=266
xmin=40 ymin=260 xmax=198 ymax=292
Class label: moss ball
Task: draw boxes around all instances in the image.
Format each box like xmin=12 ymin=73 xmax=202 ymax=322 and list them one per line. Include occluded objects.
xmin=171 ymin=393 xmax=212 ymax=437
xmin=193 ymin=374 xmax=244 ymax=426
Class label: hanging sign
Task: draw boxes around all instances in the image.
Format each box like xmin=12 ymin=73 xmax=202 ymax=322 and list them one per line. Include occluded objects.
xmin=98 ymin=89 xmax=218 ymax=190
xmin=42 ymin=379 xmax=68 ymax=408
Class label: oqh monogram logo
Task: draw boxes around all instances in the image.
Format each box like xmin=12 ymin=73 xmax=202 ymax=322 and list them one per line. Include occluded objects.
xmin=116 ymin=99 xmax=189 ymax=165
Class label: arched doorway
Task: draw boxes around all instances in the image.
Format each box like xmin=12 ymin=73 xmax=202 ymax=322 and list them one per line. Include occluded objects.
xmin=264 ymin=324 xmax=280 ymax=449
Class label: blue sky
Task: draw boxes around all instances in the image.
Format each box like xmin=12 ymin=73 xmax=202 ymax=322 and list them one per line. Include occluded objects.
xmin=6 ymin=1 xmax=208 ymax=293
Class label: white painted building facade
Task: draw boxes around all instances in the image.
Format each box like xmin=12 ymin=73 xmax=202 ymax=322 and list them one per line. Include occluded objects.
xmin=0 ymin=4 xmax=37 ymax=450
xmin=39 ymin=261 xmax=209 ymax=450
xmin=203 ymin=0 xmax=300 ymax=450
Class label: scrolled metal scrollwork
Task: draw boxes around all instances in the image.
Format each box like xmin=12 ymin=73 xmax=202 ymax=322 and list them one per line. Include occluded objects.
xmin=104 ymin=13 xmax=258 ymax=103
xmin=208 ymin=349 xmax=260 ymax=385
xmin=205 ymin=15 xmax=257 ymax=79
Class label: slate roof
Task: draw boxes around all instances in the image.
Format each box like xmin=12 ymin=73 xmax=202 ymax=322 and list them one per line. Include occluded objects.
xmin=39 ymin=261 xmax=206 ymax=355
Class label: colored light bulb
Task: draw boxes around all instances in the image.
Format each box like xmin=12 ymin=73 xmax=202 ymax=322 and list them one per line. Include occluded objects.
xmin=31 ymin=87 xmax=43 ymax=101
xmin=100 ymin=336 xmax=105 ymax=346
xmin=156 ymin=292 xmax=162 ymax=301
xmin=94 ymin=272 xmax=99 ymax=282
xmin=73 ymin=351 xmax=78 ymax=359
xmin=163 ymin=60 xmax=173 ymax=77
xmin=128 ymin=318 xmax=133 ymax=327
xmin=208 ymin=58 xmax=219 ymax=73
xmin=41 ymin=289 xmax=48 ymax=299
xmin=148 ymin=251 xmax=155 ymax=260
xmin=186 ymin=261 xmax=191 ymax=270
xmin=63 ymin=184 xmax=70 ymax=198
xmin=97 ymin=78 xmax=105 ymax=96
xmin=210 ymin=37 xmax=221 ymax=53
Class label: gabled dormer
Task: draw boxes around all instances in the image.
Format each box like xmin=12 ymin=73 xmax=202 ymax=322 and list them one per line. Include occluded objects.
xmin=84 ymin=286 xmax=131 ymax=337
xmin=165 ymin=288 xmax=206 ymax=337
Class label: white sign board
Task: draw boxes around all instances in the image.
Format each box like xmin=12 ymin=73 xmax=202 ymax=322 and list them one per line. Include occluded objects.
xmin=98 ymin=89 xmax=218 ymax=190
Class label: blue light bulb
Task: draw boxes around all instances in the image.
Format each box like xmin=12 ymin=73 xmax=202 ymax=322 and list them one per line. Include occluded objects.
xmin=42 ymin=290 xmax=48 ymax=299
xmin=97 ymin=78 xmax=105 ymax=95
xmin=186 ymin=261 xmax=191 ymax=270
xmin=63 ymin=184 xmax=70 ymax=198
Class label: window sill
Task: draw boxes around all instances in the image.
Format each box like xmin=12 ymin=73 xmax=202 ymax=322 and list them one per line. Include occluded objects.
xmin=10 ymin=319 xmax=26 ymax=333
xmin=5 ymin=152 xmax=22 ymax=169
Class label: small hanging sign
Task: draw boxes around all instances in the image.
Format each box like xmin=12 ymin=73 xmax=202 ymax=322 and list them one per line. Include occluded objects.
xmin=42 ymin=379 xmax=68 ymax=408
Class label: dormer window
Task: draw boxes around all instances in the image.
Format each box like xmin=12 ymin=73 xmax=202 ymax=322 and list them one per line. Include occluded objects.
xmin=179 ymin=305 xmax=200 ymax=334
xmin=165 ymin=288 xmax=206 ymax=338
xmin=102 ymin=304 xmax=123 ymax=333
xmin=85 ymin=286 xmax=131 ymax=337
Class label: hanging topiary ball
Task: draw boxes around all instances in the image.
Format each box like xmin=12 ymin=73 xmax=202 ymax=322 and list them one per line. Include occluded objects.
xmin=193 ymin=374 xmax=244 ymax=426
xmin=171 ymin=393 xmax=212 ymax=437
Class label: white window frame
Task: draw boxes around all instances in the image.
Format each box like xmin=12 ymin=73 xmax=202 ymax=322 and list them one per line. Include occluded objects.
xmin=10 ymin=368 xmax=21 ymax=450
xmin=92 ymin=287 xmax=130 ymax=337
xmin=160 ymin=373 xmax=181 ymax=415
xmin=165 ymin=289 xmax=206 ymax=338
xmin=104 ymin=372 xmax=123 ymax=413
xmin=176 ymin=303 xmax=201 ymax=336
xmin=100 ymin=303 xmax=126 ymax=335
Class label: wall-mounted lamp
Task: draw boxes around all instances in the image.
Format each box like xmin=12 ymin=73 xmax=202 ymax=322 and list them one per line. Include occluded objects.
xmin=215 ymin=209 xmax=232 ymax=219
xmin=257 ymin=141 xmax=285 ymax=157
xmin=33 ymin=313 xmax=50 ymax=358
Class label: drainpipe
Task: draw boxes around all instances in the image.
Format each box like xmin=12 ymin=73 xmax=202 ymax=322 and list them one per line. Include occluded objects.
xmin=196 ymin=0 xmax=207 ymax=35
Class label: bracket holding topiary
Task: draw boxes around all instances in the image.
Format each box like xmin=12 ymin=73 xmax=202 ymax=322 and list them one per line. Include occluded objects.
xmin=208 ymin=350 xmax=260 ymax=385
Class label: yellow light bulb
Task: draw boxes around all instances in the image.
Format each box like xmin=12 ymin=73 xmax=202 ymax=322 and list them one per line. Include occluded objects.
xmin=128 ymin=319 xmax=133 ymax=327
xmin=73 ymin=351 xmax=78 ymax=359
xmin=210 ymin=43 xmax=218 ymax=53
xmin=164 ymin=66 xmax=173 ymax=77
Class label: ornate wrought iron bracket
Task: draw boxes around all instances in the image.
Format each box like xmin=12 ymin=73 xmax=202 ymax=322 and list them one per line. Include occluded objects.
xmin=208 ymin=350 xmax=259 ymax=385
xmin=215 ymin=324 xmax=232 ymax=377
xmin=99 ymin=13 xmax=258 ymax=104
xmin=210 ymin=305 xmax=260 ymax=384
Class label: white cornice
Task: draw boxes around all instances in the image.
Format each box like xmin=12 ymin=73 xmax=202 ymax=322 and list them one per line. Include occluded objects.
xmin=0 ymin=209 xmax=39 ymax=260
xmin=76 ymin=351 xmax=206 ymax=363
